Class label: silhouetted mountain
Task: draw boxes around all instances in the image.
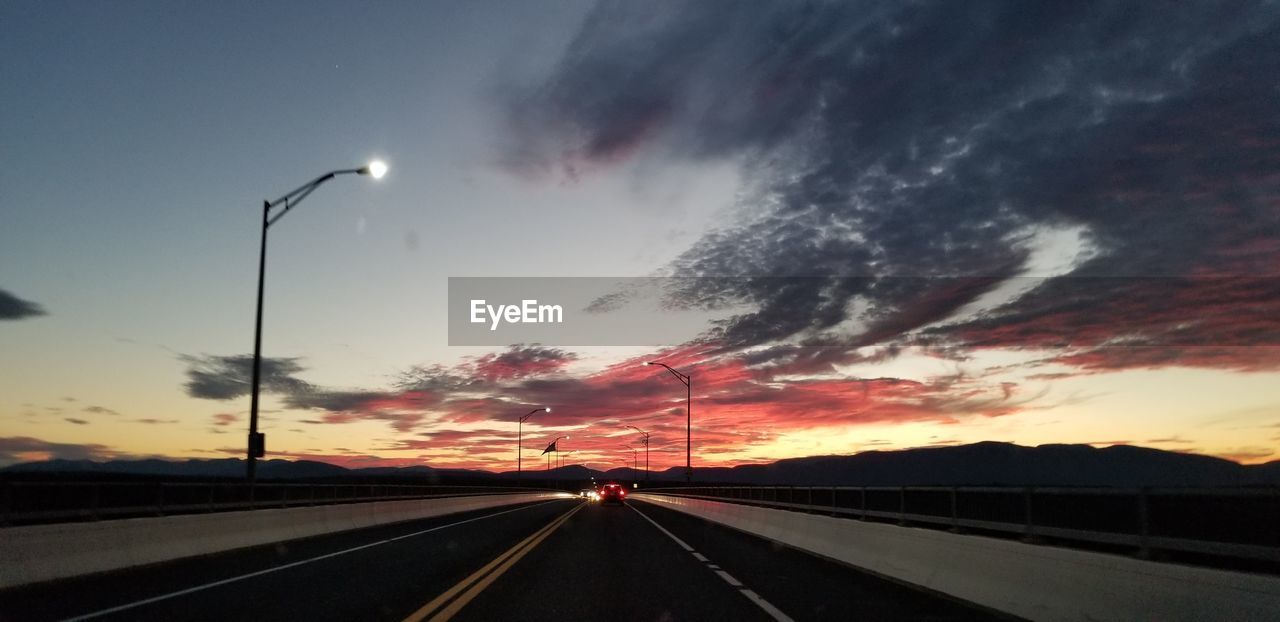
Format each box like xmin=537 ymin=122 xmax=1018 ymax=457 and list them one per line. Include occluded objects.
xmin=4 ymin=442 xmax=1278 ymax=486
xmin=2 ymin=458 xmax=346 ymax=479
xmin=653 ymin=442 xmax=1280 ymax=487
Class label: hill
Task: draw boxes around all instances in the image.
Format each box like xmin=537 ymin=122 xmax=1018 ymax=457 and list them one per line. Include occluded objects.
xmin=5 ymin=442 xmax=1278 ymax=487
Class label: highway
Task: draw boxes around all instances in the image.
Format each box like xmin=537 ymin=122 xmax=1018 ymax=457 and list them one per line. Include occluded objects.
xmin=0 ymin=498 xmax=1001 ymax=621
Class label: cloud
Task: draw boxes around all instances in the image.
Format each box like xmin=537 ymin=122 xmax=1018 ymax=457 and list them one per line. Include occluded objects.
xmin=469 ymin=345 xmax=577 ymax=381
xmin=83 ymin=405 xmax=121 ymax=416
xmin=182 ymin=354 xmax=312 ymax=400
xmin=64 ymin=418 xmax=89 ymax=425
xmin=0 ymin=288 xmax=46 ymax=320
xmin=1216 ymin=447 xmax=1276 ymax=463
xmin=503 ymin=1 xmax=1280 ymax=375
xmin=211 ymin=413 xmax=238 ymax=427
xmin=0 ymin=436 xmax=132 ymax=466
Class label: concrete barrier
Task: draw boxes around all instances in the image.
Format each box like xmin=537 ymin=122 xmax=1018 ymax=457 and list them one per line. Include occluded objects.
xmin=0 ymin=492 xmax=565 ymax=589
xmin=635 ymin=493 xmax=1280 ymax=622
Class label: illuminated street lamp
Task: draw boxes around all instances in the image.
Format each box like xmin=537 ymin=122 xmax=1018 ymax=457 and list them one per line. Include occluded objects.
xmin=627 ymin=425 xmax=651 ymax=481
xmin=644 ymin=361 xmax=692 ymax=482
xmin=518 ymin=407 xmax=550 ymax=479
xmin=247 ymin=161 xmax=388 ymax=482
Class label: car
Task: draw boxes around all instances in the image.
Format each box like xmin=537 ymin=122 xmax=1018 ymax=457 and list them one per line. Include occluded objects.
xmin=598 ymin=482 xmax=627 ymax=505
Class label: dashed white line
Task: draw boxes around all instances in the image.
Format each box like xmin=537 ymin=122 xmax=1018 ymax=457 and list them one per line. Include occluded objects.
xmin=742 ymin=589 xmax=795 ymax=622
xmin=715 ymin=570 xmax=744 ymax=587
xmin=628 ymin=502 xmax=695 ymax=551
xmin=629 ymin=502 xmax=794 ymax=622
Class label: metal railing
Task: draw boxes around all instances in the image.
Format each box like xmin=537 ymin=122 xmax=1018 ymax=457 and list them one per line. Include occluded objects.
xmin=0 ymin=481 xmax=553 ymax=526
xmin=642 ymin=485 xmax=1280 ymax=564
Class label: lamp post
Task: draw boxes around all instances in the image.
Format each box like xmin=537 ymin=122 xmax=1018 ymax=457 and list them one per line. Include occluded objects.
xmin=247 ymin=161 xmax=387 ymax=482
xmin=625 ymin=445 xmax=638 ymax=475
xmin=518 ymin=407 xmax=549 ymax=480
xmin=644 ymin=361 xmax=692 ymax=483
xmin=627 ymin=425 xmax=650 ymax=481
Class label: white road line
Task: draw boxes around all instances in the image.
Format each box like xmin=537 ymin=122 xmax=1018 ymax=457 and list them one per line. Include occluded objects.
xmin=628 ymin=503 xmax=694 ymax=551
xmin=61 ymin=500 xmax=565 ymax=622
xmin=629 ymin=503 xmax=794 ymax=622
xmin=692 ymin=552 xmax=709 ymax=562
xmin=742 ymin=589 xmax=796 ymax=622
xmin=715 ymin=570 xmax=744 ymax=587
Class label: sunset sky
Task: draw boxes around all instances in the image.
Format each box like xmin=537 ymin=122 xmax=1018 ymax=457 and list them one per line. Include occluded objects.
xmin=3 ymin=1 xmax=1279 ymax=471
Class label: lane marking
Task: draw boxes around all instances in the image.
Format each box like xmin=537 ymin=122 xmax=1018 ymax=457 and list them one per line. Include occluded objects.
xmin=627 ymin=503 xmax=694 ymax=551
xmin=630 ymin=503 xmax=795 ymax=622
xmin=403 ymin=502 xmax=583 ymax=622
xmin=715 ymin=570 xmax=744 ymax=587
xmin=61 ymin=499 xmax=566 ymax=622
xmin=742 ymin=589 xmax=795 ymax=622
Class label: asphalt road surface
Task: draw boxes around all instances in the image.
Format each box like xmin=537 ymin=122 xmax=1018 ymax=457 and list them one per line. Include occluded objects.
xmin=0 ymin=497 xmax=1004 ymax=621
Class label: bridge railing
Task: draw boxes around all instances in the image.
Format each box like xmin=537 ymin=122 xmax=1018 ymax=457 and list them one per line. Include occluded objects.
xmin=642 ymin=485 xmax=1280 ymax=564
xmin=0 ymin=481 xmax=554 ymax=526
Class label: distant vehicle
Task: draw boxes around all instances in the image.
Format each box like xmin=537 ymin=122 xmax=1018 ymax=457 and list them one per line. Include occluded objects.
xmin=599 ymin=482 xmax=626 ymax=505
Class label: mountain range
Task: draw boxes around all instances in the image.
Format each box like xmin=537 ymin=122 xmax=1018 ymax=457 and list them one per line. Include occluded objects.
xmin=4 ymin=442 xmax=1278 ymax=487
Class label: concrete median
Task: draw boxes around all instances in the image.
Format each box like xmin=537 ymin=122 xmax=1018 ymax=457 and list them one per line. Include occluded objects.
xmin=634 ymin=492 xmax=1280 ymax=622
xmin=0 ymin=492 xmax=564 ymax=589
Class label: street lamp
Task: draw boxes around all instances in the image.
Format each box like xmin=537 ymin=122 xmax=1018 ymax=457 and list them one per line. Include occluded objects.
xmin=627 ymin=425 xmax=651 ymax=481
xmin=625 ymin=445 xmax=638 ymax=475
xmin=246 ymin=160 xmax=387 ymax=481
xmin=644 ymin=361 xmax=692 ymax=483
xmin=518 ymin=407 xmax=549 ymax=480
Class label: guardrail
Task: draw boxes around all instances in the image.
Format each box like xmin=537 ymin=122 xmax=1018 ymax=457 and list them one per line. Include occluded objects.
xmin=643 ymin=485 xmax=1280 ymax=564
xmin=1 ymin=491 xmax=569 ymax=588
xmin=0 ymin=481 xmax=552 ymax=526
xmin=635 ymin=492 xmax=1280 ymax=622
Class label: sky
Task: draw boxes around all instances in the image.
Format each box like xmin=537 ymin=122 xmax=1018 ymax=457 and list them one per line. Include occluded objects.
xmin=2 ymin=1 xmax=1280 ymax=471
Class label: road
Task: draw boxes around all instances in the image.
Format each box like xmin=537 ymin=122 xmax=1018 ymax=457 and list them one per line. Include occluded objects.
xmin=0 ymin=498 xmax=1002 ymax=621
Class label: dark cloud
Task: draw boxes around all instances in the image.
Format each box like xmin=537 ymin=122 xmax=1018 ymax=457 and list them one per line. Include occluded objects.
xmin=83 ymin=405 xmax=121 ymax=416
xmin=182 ymin=354 xmax=312 ymax=400
xmin=0 ymin=288 xmax=46 ymax=320
xmin=0 ymin=436 xmax=129 ymax=466
xmin=283 ymin=389 xmax=401 ymax=412
xmin=64 ymin=418 xmax=89 ymax=425
xmin=469 ymin=345 xmax=578 ymax=381
xmin=506 ymin=1 xmax=1280 ymax=371
xmin=211 ymin=413 xmax=238 ymax=427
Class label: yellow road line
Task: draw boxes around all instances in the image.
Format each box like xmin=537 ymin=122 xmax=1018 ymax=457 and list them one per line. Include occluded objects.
xmin=402 ymin=501 xmax=582 ymax=622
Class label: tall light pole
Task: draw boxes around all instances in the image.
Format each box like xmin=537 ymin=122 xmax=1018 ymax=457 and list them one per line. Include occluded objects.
xmin=644 ymin=361 xmax=692 ymax=483
xmin=518 ymin=407 xmax=549 ymax=480
xmin=627 ymin=425 xmax=650 ymax=481
xmin=247 ymin=160 xmax=387 ymax=482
